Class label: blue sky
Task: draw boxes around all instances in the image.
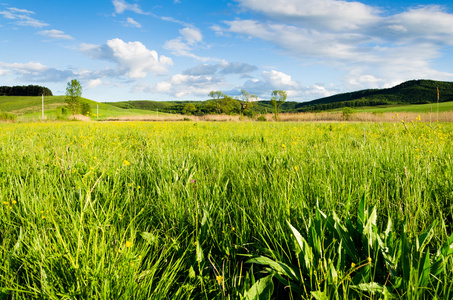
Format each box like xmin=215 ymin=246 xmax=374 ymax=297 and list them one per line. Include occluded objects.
xmin=1 ymin=0 xmax=453 ymax=102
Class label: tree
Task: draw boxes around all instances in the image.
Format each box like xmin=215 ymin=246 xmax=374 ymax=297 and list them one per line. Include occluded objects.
xmin=271 ymin=90 xmax=287 ymax=120
xmin=209 ymin=91 xmax=223 ymax=114
xmin=239 ymin=89 xmax=257 ymax=116
xmin=183 ymin=103 xmax=197 ymax=115
xmin=65 ymin=79 xmax=82 ymax=115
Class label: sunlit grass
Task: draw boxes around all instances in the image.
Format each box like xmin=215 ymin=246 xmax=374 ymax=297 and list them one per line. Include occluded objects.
xmin=0 ymin=121 xmax=452 ymax=298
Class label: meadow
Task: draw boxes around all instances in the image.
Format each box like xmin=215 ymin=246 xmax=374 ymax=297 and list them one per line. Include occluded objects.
xmin=1 ymin=121 xmax=453 ymax=299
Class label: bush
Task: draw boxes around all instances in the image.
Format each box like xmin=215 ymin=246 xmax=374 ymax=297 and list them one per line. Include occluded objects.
xmin=81 ymin=103 xmax=91 ymax=116
xmin=342 ymin=107 xmax=356 ymax=121
xmin=256 ymin=115 xmax=267 ymax=122
xmin=0 ymin=111 xmax=17 ymax=122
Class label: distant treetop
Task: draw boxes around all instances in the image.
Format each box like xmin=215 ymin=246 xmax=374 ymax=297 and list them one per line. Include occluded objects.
xmin=0 ymin=85 xmax=53 ymax=96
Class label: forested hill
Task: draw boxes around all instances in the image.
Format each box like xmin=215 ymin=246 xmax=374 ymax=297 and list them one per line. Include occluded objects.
xmin=0 ymin=85 xmax=53 ymax=96
xmin=294 ymin=79 xmax=453 ymax=111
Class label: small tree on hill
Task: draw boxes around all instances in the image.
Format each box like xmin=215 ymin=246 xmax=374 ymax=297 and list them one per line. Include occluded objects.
xmin=209 ymin=91 xmax=223 ymax=114
xmin=271 ymin=90 xmax=287 ymax=120
xmin=65 ymin=79 xmax=82 ymax=115
xmin=239 ymin=89 xmax=257 ymax=116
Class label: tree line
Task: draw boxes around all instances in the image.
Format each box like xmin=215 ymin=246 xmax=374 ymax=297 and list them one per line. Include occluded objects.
xmin=182 ymin=89 xmax=287 ymax=119
xmin=0 ymin=85 xmax=53 ymax=96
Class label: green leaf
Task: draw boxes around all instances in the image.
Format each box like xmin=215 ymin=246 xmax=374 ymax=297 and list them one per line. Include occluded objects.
xmin=321 ymin=209 xmax=358 ymax=262
xmin=357 ymin=194 xmax=366 ymax=231
xmin=243 ymin=275 xmax=274 ymax=300
xmin=418 ymin=247 xmax=430 ymax=288
xmin=311 ymin=291 xmax=329 ymax=300
xmin=287 ymin=221 xmax=314 ymax=270
xmin=246 ymin=257 xmax=299 ymax=282
xmin=401 ymin=228 xmax=411 ymax=285
xmin=140 ymin=232 xmax=158 ymax=246
xmin=196 ymin=241 xmax=204 ymax=264
xmin=416 ymin=222 xmax=435 ymax=254
xmin=363 ymin=206 xmax=378 ymax=247
xmin=352 ymin=282 xmax=384 ymax=293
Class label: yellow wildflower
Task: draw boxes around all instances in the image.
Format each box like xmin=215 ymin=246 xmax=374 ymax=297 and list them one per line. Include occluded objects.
xmin=123 ymin=160 xmax=131 ymax=166
xmin=216 ymin=275 xmax=223 ymax=285
xmin=125 ymin=241 xmax=132 ymax=248
xmin=351 ymin=262 xmax=356 ymax=268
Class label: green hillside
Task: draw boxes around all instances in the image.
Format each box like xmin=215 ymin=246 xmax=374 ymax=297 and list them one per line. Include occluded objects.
xmin=0 ymin=95 xmax=164 ymax=120
xmin=295 ymin=79 xmax=453 ymax=111
xmin=107 ymin=79 xmax=453 ymax=115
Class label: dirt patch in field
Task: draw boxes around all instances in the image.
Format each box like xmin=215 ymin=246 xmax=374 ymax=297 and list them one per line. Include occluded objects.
xmin=68 ymin=114 xmax=91 ymax=121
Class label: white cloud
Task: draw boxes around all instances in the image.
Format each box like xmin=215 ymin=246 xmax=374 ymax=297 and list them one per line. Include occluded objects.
xmin=125 ymin=17 xmax=141 ymax=28
xmin=38 ymin=29 xmax=73 ymax=40
xmin=163 ymin=26 xmax=217 ymax=61
xmin=7 ymin=8 xmax=36 ymax=14
xmin=237 ymin=0 xmax=380 ymax=31
xmin=386 ymin=5 xmax=453 ymax=45
xmin=182 ymin=61 xmax=257 ymax=76
xmin=112 ymin=0 xmax=147 ymax=15
xmin=87 ymin=79 xmax=103 ymax=89
xmin=262 ymin=70 xmax=298 ymax=88
xmin=0 ymin=7 xmax=48 ymax=27
xmin=80 ymin=38 xmax=173 ymax=78
xmin=242 ymin=70 xmax=302 ymax=98
xmin=0 ymin=62 xmax=48 ymax=72
xmin=180 ymin=27 xmax=202 ymax=45
xmin=217 ymin=0 xmax=453 ymax=90
xmin=0 ymin=62 xmax=74 ymax=82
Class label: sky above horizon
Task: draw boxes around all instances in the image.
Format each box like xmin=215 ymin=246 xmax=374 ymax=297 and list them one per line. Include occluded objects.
xmin=1 ymin=0 xmax=453 ymax=102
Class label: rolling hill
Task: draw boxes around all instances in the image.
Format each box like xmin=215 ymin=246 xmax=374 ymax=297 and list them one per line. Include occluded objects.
xmin=107 ymin=79 xmax=453 ymax=114
xmin=0 ymin=95 xmax=163 ymax=120
xmin=294 ymin=79 xmax=453 ymax=112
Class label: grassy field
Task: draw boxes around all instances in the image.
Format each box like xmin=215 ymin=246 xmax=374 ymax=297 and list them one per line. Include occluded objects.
xmin=0 ymin=96 xmax=166 ymax=121
xmin=1 ymin=121 xmax=452 ymax=299
xmin=351 ymin=101 xmax=453 ymax=113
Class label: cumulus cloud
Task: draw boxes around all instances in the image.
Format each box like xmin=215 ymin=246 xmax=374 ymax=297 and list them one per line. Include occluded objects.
xmin=152 ymin=71 xmax=225 ymax=98
xmin=163 ymin=27 xmax=216 ymax=61
xmin=180 ymin=27 xmax=202 ymax=45
xmin=216 ymin=0 xmax=453 ymax=89
xmin=0 ymin=7 xmax=48 ymax=27
xmin=241 ymin=70 xmax=301 ymax=98
xmin=38 ymin=29 xmax=73 ymax=40
xmin=80 ymin=38 xmax=173 ymax=78
xmin=87 ymin=79 xmax=103 ymax=89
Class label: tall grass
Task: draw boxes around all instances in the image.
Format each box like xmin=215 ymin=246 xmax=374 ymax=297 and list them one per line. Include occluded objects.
xmin=0 ymin=121 xmax=452 ymax=298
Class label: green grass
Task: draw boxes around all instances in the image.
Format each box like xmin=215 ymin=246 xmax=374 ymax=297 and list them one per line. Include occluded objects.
xmin=1 ymin=121 xmax=452 ymax=299
xmin=352 ymin=101 xmax=453 ymax=113
xmin=0 ymin=96 xmax=169 ymax=121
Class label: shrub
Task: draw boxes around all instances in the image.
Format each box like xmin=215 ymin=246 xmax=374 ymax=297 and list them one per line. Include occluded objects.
xmin=256 ymin=115 xmax=267 ymax=122
xmin=81 ymin=102 xmax=91 ymax=116
xmin=0 ymin=111 xmax=17 ymax=122
xmin=342 ymin=107 xmax=356 ymax=121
